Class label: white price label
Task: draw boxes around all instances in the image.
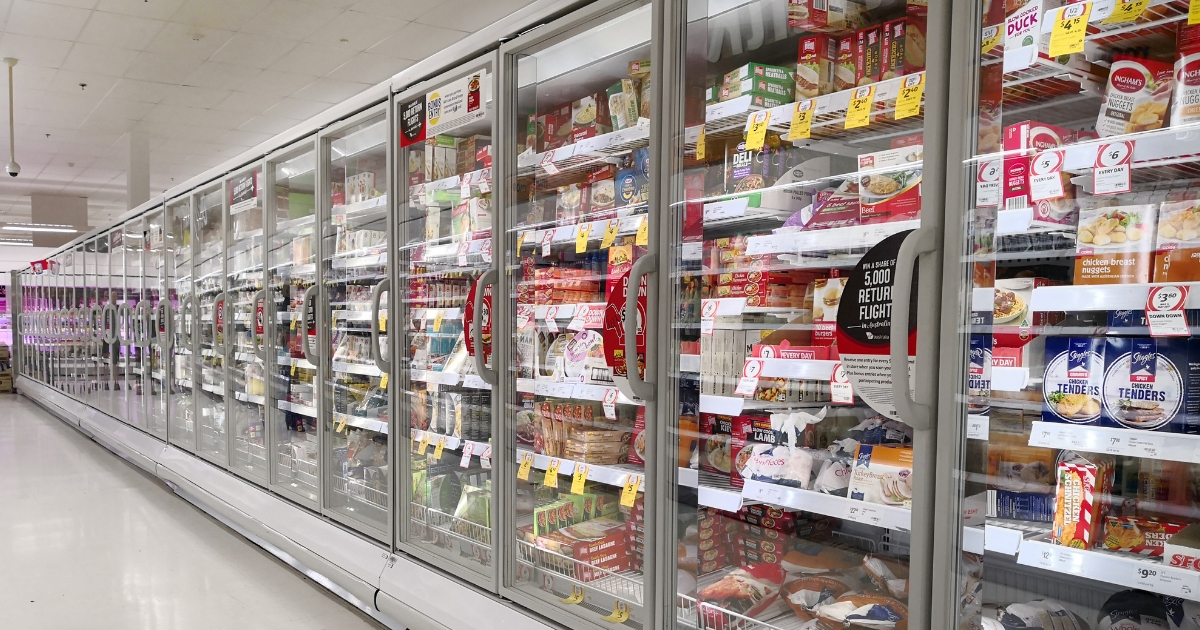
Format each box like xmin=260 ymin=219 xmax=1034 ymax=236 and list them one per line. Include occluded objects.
xmin=603 ymin=388 xmax=618 ymax=420
xmin=1131 ymin=564 xmax=1199 ymax=598
xmin=1094 ymin=141 xmax=1133 ymax=196
xmin=461 ymin=182 xmax=472 ymax=198
xmin=844 ymin=503 xmax=885 ymax=527
xmin=967 ymin=414 xmax=989 ymax=440
xmin=735 ymin=359 xmax=763 ymax=396
xmin=1126 ymin=433 xmax=1165 ymax=458
xmin=541 ymin=231 xmax=553 ymax=257
xmin=540 ymin=151 xmax=560 ymax=175
xmin=544 ymin=306 xmax=560 ymax=333
xmin=1103 ymin=434 xmax=1128 ymax=455
xmin=1147 ymin=285 xmax=1191 ymax=337
xmin=478 ymin=177 xmax=490 ymax=194
xmin=830 ymin=362 xmax=854 ymax=405
xmin=700 ymin=300 xmax=717 ymax=336
xmin=977 ymin=160 xmax=1002 ymax=207
xmin=480 ymin=445 xmax=492 ymax=470
xmin=460 ymin=442 xmax=474 ymax=468
xmin=567 ymin=304 xmax=588 ymax=331
xmin=1029 ymin=150 xmax=1066 ymax=202
xmin=744 ymin=482 xmax=785 ymax=505
xmin=516 ymin=305 xmax=533 ymax=330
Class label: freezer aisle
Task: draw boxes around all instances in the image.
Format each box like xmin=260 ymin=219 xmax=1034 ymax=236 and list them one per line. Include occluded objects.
xmin=0 ymin=396 xmax=385 ymax=630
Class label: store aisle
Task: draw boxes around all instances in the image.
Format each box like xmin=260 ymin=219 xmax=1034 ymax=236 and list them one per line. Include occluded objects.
xmin=0 ymin=396 xmax=385 ymax=630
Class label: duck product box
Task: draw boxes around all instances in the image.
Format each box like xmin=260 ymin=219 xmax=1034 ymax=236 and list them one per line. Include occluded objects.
xmin=1042 ymin=337 xmax=1104 ymax=426
xmin=1100 ymin=337 xmax=1200 ymax=433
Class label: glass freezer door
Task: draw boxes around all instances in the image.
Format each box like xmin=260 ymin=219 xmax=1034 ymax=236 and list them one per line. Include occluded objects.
xmin=267 ymin=143 xmax=320 ymax=508
xmin=501 ymin=4 xmax=655 ymax=627
xmin=320 ymin=108 xmax=391 ymax=539
xmin=227 ymin=167 xmax=268 ymax=483
xmin=120 ymin=221 xmax=147 ymax=433
xmin=196 ymin=186 xmax=228 ymax=465
xmin=167 ymin=197 xmax=196 ymax=452
xmin=951 ymin=0 xmax=1200 ymax=626
xmin=396 ymin=59 xmax=497 ymax=585
xmin=668 ymin=0 xmax=946 ymax=627
xmin=145 ymin=208 xmax=170 ymax=442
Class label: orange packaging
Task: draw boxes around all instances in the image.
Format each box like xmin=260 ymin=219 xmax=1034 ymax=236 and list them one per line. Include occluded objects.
xmin=1052 ymin=453 xmax=1114 ymax=548
xmin=1074 ymin=205 xmax=1159 ymax=285
xmin=1153 ymin=200 xmax=1200 ymax=282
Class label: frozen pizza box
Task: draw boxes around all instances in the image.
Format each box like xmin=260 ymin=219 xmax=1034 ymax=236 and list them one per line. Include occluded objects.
xmin=1153 ymin=200 xmax=1200 ymax=282
xmin=1042 ymin=337 xmax=1104 ymax=426
xmin=1100 ymin=337 xmax=1200 ymax=433
xmin=1073 ymin=204 xmax=1159 ymax=285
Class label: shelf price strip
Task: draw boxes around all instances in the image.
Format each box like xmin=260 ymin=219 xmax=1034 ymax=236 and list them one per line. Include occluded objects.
xmin=845 ymin=86 xmax=875 ymax=129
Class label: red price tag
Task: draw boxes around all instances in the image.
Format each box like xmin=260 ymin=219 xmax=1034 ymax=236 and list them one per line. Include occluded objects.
xmin=1147 ymin=285 xmax=1190 ymax=337
xmin=541 ymin=231 xmax=554 ymax=257
xmin=735 ymin=359 xmax=763 ymax=396
xmin=602 ymin=387 xmax=618 ymax=420
xmin=1029 ymin=149 xmax=1066 ymax=202
xmin=831 ymin=362 xmax=854 ymax=404
xmin=1094 ymin=141 xmax=1133 ymax=196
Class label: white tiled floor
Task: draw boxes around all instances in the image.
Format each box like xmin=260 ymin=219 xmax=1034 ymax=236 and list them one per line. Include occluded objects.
xmin=0 ymin=396 xmax=385 ymax=630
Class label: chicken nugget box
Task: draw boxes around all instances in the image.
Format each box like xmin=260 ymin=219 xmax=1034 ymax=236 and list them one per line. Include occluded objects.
xmin=1153 ymin=200 xmax=1200 ymax=282
xmin=1042 ymin=337 xmax=1106 ymax=426
xmin=1074 ymin=204 xmax=1159 ymax=285
xmin=1100 ymin=337 xmax=1200 ymax=433
xmin=1103 ymin=516 xmax=1187 ymax=556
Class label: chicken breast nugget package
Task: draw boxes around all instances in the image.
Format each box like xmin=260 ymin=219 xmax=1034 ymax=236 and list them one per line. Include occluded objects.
xmin=1042 ymin=337 xmax=1105 ymax=426
xmin=1101 ymin=337 xmax=1200 ymax=433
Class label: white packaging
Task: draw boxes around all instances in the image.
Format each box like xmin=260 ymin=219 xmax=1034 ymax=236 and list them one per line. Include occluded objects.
xmin=1096 ymin=57 xmax=1174 ymax=137
xmin=847 ymin=444 xmax=913 ymax=509
xmin=1172 ymin=50 xmax=1200 ymax=128
xmin=858 ymin=145 xmax=923 ymax=171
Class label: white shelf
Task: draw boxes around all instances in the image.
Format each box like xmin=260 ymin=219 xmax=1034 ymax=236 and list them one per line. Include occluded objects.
xmin=275 ymin=355 xmax=316 ymax=370
xmin=332 ymin=195 xmax=387 ymax=222
xmin=331 ymin=361 xmax=382 ymax=376
xmin=741 ymin=479 xmax=911 ymax=531
xmin=1018 ymin=539 xmax=1200 ymax=599
xmin=517 ymin=124 xmax=650 ymax=172
xmin=331 ymin=251 xmax=386 ymax=269
xmin=234 ymin=391 xmax=265 ymax=406
xmin=515 ymin=214 xmax=645 ymax=253
xmin=409 ymin=166 xmax=492 ymax=199
xmin=201 ymin=383 xmax=223 ymax=395
xmin=516 ymin=448 xmax=644 ymax=492
xmin=515 ymin=378 xmax=638 ymax=405
xmin=333 ymin=310 xmax=373 ymax=321
xmin=1030 ymin=282 xmax=1200 ymax=313
xmin=333 ymin=411 xmax=387 ymax=434
xmin=697 ymin=394 xmax=803 ymax=415
xmin=963 ymin=526 xmax=986 ymax=555
xmin=277 ymin=400 xmax=317 ymax=417
xmin=412 ymin=307 xmax=461 ymax=321
xmin=418 ymin=236 xmax=491 ymax=263
xmin=678 ymin=468 xmax=746 ymax=512
xmin=1028 ymin=421 xmax=1195 ymax=463
xmin=411 ymin=369 xmax=460 ymax=386
xmin=745 ymin=220 xmax=920 ymax=257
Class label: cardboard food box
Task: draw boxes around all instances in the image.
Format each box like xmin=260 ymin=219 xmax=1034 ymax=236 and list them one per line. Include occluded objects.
xmin=881 ymin=18 xmax=907 ymax=80
xmin=1097 ymin=56 xmax=1173 ymax=137
xmin=833 ymin=37 xmax=857 ymax=92
xmin=1153 ymin=200 xmax=1200 ymax=282
xmin=903 ymin=11 xmax=926 ymax=74
xmin=848 ymin=444 xmax=914 ymax=509
xmin=747 ymin=94 xmax=790 ymax=109
xmin=794 ymin=184 xmax=860 ymax=230
xmin=1164 ymin=524 xmax=1200 ymax=570
xmin=1052 ymin=453 xmax=1114 ymax=549
xmin=797 ymin=35 xmax=838 ymax=98
xmin=858 ymin=144 xmax=923 ymax=170
xmin=858 ymin=168 xmax=921 ymax=224
xmin=1100 ymin=337 xmax=1200 ymax=433
xmin=455 ymin=135 xmax=491 ymax=175
xmin=1074 ymin=204 xmax=1159 ymax=285
xmin=720 ymin=79 xmax=794 ymax=103
xmin=700 ymin=413 xmax=734 ymax=475
xmin=787 ymin=0 xmax=870 ymax=33
xmin=1042 ymin=337 xmax=1105 ymax=426
xmin=606 ymin=80 xmax=640 ymax=132
xmin=723 ymin=63 xmax=795 ymax=88
xmin=854 ymin=25 xmax=883 ymax=87
xmin=571 ymin=93 xmax=612 ymax=144
xmin=1103 ymin=516 xmax=1187 ymax=556
xmin=1001 ymin=121 xmax=1078 ymax=213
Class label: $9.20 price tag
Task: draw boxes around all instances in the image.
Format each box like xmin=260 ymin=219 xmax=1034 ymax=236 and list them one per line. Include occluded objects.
xmin=1131 ymin=564 xmax=1199 ymax=598
xmin=735 ymin=358 xmax=763 ymax=396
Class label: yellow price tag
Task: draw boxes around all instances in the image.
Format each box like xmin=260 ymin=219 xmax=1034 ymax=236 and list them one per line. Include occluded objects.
xmin=788 ymin=100 xmax=814 ymax=141
xmin=1049 ymin=3 xmax=1090 ymax=57
xmin=620 ymin=474 xmax=641 ymax=507
xmin=1192 ymin=0 xmax=1200 ymax=25
xmin=290 ymin=318 xmax=296 ymax=331
xmin=575 ymin=223 xmax=590 ymax=254
xmin=600 ymin=219 xmax=620 ymax=249
xmin=290 ymin=364 xmax=296 ymax=376
xmin=433 ymin=435 xmax=446 ymax=459
xmin=745 ymin=110 xmax=771 ymax=151
xmin=417 ymin=431 xmax=431 ymax=455
xmin=560 ymin=585 xmax=584 ymax=605
xmin=571 ymin=464 xmax=589 ymax=494
xmin=517 ymin=452 xmax=533 ymax=481
xmin=635 ymin=217 xmax=649 ymax=246
xmin=845 ymin=85 xmax=875 ymax=129
xmin=695 ymin=126 xmax=706 ymax=161
xmin=379 ymin=372 xmax=388 ymax=389
xmin=1102 ymin=0 xmax=1147 ymax=24
xmin=379 ymin=313 xmax=386 ymax=333
xmin=981 ymin=25 xmax=1001 ymax=54
xmin=335 ymin=416 xmax=347 ymax=433
xmin=602 ymin=601 xmax=630 ymax=623
xmin=544 ymin=458 xmax=561 ymax=488
xmin=432 ymin=311 xmax=443 ymax=332
xmin=894 ymin=74 xmax=925 ymax=120
xmin=516 ymin=231 xmax=525 ymax=252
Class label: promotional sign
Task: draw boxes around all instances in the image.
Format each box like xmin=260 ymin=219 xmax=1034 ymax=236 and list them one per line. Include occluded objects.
xmin=1093 ymin=140 xmax=1133 ymax=196
xmin=255 ymin=300 xmax=265 ymax=336
xmin=30 ymin=260 xmax=47 ymax=274
xmin=1147 ymin=285 xmax=1190 ymax=337
xmin=230 ymin=171 xmax=258 ymax=213
xmin=400 ymin=72 xmax=486 ymax=148
xmin=603 ymin=269 xmax=647 ymax=384
xmin=835 ymin=231 xmax=919 ymax=420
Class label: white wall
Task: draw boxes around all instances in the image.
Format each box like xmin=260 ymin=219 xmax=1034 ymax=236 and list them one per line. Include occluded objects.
xmin=0 ymin=245 xmax=57 ymax=277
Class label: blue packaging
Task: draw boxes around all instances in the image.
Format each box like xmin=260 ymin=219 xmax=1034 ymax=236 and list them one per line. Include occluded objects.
xmin=968 ymin=334 xmax=991 ymax=415
xmin=990 ymin=489 xmax=1054 ymax=522
xmin=615 ymin=167 xmax=639 ymax=207
xmin=1101 ymin=337 xmax=1200 ymax=433
xmin=1042 ymin=337 xmax=1104 ymax=425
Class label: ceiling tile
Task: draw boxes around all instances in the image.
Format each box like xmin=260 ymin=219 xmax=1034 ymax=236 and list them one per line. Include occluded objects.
xmin=261 ymin=96 xmax=328 ymax=120
xmin=303 ymin=10 xmax=403 ymax=52
xmin=241 ymin=0 xmax=340 ymax=41
xmin=47 ymin=68 xmax=118 ymax=95
xmin=211 ymin=89 xmax=278 ymax=114
xmin=239 ymin=69 xmax=313 ymax=96
xmin=216 ymin=128 xmax=272 ymax=147
xmin=171 ymin=124 xmax=223 ymax=143
xmin=325 ymin=52 xmax=407 ymax=85
xmin=131 ymin=120 xmax=181 ymax=138
xmin=144 ymin=21 xmax=234 ymax=60
xmin=123 ymin=52 xmax=203 ymax=84
xmin=161 ymin=84 xmax=231 ymax=108
xmin=181 ymin=61 xmax=260 ymax=91
xmin=415 ymin=0 xmax=535 ymax=32
xmin=349 ymin=0 xmax=438 ymax=21
xmin=105 ymin=78 xmax=174 ymax=103
xmin=290 ymin=77 xmax=368 ymax=104
xmin=6 ymin=64 xmax=58 ymax=93
xmin=0 ymin=33 xmax=73 ymax=68
xmin=367 ymin=22 xmax=467 ymax=61
xmin=61 ymin=42 xmax=140 ymax=76
xmin=190 ymin=107 xmax=254 ymax=130
xmin=94 ymin=0 xmax=184 ymax=20
xmin=6 ymin=0 xmax=92 ymax=40
xmin=78 ymin=114 xmax=136 ymax=133
xmin=76 ymin=10 xmax=165 ymax=50
xmin=143 ymin=102 xmax=206 ymax=124
xmin=168 ymin=0 xmax=271 ymax=31
xmin=267 ymin=42 xmax=355 ymax=76
xmin=87 ymin=97 xmax=152 ymax=120
xmin=209 ymin=32 xmax=297 ymax=70
xmin=237 ymin=115 xmax=299 ymax=135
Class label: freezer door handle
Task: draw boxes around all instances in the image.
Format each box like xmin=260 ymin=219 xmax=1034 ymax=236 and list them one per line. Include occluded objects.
xmin=157 ymin=299 xmax=175 ymax=353
xmin=251 ymin=289 xmax=266 ymax=361
xmin=299 ymin=285 xmax=319 ymax=367
xmin=212 ymin=291 xmax=227 ymax=356
xmin=623 ymin=252 xmax=656 ymax=402
xmin=102 ymin=302 xmax=118 ymax=345
xmin=369 ymin=278 xmax=391 ymax=376
xmin=471 ymin=269 xmax=498 ymax=386
xmin=137 ymin=301 xmax=152 ymax=349
xmin=116 ymin=303 xmax=133 ymax=345
xmin=889 ymin=228 xmax=939 ymax=431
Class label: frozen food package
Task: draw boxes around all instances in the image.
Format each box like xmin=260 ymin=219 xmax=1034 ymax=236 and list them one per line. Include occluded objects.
xmin=1101 ymin=337 xmax=1200 ymax=433
xmin=787 ymin=0 xmax=869 ymax=33
xmin=797 ymin=35 xmax=837 ymax=98
xmin=847 ymin=444 xmax=914 ymax=508
xmin=1154 ymin=200 xmax=1200 ymax=282
xmin=1096 ymin=56 xmax=1174 ymax=137
xmin=1042 ymin=337 xmax=1105 ymax=426
xmin=1073 ymin=204 xmax=1159 ymax=285
xmin=1052 ymin=452 xmax=1114 ymax=549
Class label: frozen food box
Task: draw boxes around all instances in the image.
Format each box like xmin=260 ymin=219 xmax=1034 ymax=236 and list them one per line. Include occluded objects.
xmin=1172 ymin=25 xmax=1200 ymax=128
xmin=1002 ymin=121 xmax=1077 ymax=212
xmin=1101 ymin=337 xmax=1200 ymax=433
xmin=1153 ymin=200 xmax=1200 ymax=282
xmin=748 ymin=157 xmax=830 ymax=213
xmin=968 ymin=334 xmax=992 ymax=416
xmin=721 ymin=79 xmax=794 ymax=103
xmin=1097 ymin=56 xmax=1173 ymax=137
xmin=627 ymin=405 xmax=648 ymax=466
xmin=1164 ymin=524 xmax=1200 ymax=571
xmin=854 ymin=25 xmax=883 ymax=87
xmin=858 ymin=168 xmax=921 ymax=224
xmin=571 ymin=93 xmax=612 ymax=143
xmin=1042 ymin=337 xmax=1105 ymax=426
xmin=848 ymin=444 xmax=914 ymax=509
xmin=787 ymin=0 xmax=870 ymax=33
xmin=1103 ymin=516 xmax=1187 ymax=557
xmin=1052 ymin=453 xmax=1114 ymax=549
xmin=903 ymin=10 xmax=926 ymax=74
xmin=833 ymin=37 xmax=857 ymax=92
xmin=723 ymin=63 xmax=795 ymax=88
xmin=791 ymin=182 xmax=860 ymax=230
xmin=747 ymin=94 xmax=790 ymax=109
xmin=1074 ymin=204 xmax=1159 ymax=285
xmin=881 ymin=18 xmax=907 ymax=81
xmin=858 ymin=144 xmax=923 ymax=170
xmin=797 ymin=35 xmax=838 ymax=98
xmin=606 ymin=80 xmax=640 ymax=132
xmin=991 ymin=277 xmax=1063 ymax=334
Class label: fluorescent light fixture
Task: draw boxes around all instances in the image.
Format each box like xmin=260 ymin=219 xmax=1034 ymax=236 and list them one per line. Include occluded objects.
xmin=0 ymin=240 xmax=33 ymax=246
xmin=2 ymin=223 xmax=76 ymax=233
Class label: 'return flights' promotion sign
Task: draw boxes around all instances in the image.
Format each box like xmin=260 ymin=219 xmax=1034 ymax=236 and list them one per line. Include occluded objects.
xmin=835 ymin=230 xmax=918 ymax=420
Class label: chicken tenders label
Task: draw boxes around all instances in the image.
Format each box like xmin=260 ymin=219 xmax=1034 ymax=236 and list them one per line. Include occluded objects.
xmin=1042 ymin=337 xmax=1105 ymax=425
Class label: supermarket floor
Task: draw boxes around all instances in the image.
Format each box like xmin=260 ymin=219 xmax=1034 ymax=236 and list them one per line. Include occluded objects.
xmin=0 ymin=395 xmax=386 ymax=630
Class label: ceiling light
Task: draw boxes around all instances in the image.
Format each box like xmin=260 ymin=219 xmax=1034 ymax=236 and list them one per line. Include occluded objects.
xmin=0 ymin=240 xmax=33 ymax=246
xmin=2 ymin=223 xmax=76 ymax=233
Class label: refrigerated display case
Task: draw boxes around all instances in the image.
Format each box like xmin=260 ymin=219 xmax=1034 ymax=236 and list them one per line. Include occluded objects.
xmin=499 ymin=4 xmax=656 ymax=626
xmin=396 ymin=55 xmax=498 ymax=586
xmin=320 ymin=105 xmax=392 ymax=540
xmin=167 ymin=196 xmax=196 ymax=452
xmin=947 ymin=0 xmax=1200 ymax=627
xmin=266 ymin=140 xmax=321 ymax=509
xmin=120 ymin=220 xmax=147 ymax=433
xmin=144 ymin=206 xmax=170 ymax=442
xmin=227 ymin=166 xmax=268 ymax=483
xmin=195 ymin=186 xmax=228 ymax=465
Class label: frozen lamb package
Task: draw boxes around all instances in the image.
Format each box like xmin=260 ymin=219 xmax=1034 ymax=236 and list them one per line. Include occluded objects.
xmin=1096 ymin=55 xmax=1173 ymax=137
